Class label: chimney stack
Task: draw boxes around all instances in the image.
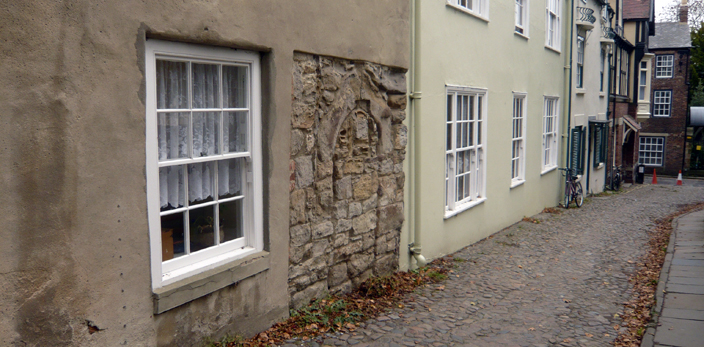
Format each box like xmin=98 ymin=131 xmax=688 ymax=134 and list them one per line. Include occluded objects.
xmin=680 ymin=0 xmax=689 ymax=24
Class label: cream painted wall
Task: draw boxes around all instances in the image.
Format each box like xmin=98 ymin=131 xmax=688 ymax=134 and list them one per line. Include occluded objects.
xmin=571 ymin=0 xmax=611 ymax=194
xmin=402 ymin=0 xmax=567 ymax=269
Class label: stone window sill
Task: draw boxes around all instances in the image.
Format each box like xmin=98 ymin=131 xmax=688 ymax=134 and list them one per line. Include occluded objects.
xmin=444 ymin=198 xmax=487 ymax=219
xmin=510 ymin=179 xmax=525 ymax=189
xmin=575 ymin=88 xmax=586 ymax=95
xmin=541 ymin=165 xmax=558 ymax=175
xmin=153 ymin=251 xmax=270 ymax=314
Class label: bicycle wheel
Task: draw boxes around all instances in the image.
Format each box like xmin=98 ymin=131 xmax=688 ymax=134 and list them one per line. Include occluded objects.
xmin=564 ymin=185 xmax=571 ymax=209
xmin=614 ymin=173 xmax=621 ymax=190
xmin=575 ymin=182 xmax=584 ymax=207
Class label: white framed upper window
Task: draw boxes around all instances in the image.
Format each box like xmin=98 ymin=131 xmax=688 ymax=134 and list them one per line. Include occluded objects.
xmin=445 ymin=86 xmax=487 ymax=216
xmin=542 ymin=97 xmax=560 ymax=172
xmin=600 ymin=48 xmax=606 ymax=92
xmin=639 ymin=61 xmax=650 ymax=101
xmin=653 ymin=90 xmax=672 ymax=117
xmin=511 ymin=93 xmax=527 ymax=186
xmin=145 ymin=40 xmax=263 ymax=289
xmin=447 ymin=0 xmax=489 ymax=20
xmin=576 ymin=35 xmax=584 ymax=88
xmin=655 ymin=55 xmax=674 ymax=78
xmin=638 ymin=136 xmax=665 ymax=166
xmin=515 ymin=0 xmax=529 ymax=36
xmin=545 ymin=0 xmax=562 ymax=51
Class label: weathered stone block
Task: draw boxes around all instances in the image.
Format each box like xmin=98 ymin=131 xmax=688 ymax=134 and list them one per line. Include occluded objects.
xmin=312 ymin=221 xmax=334 ymax=239
xmin=295 ymin=156 xmax=314 ymax=188
xmin=375 ymin=234 xmax=388 ymax=254
xmin=316 ymin=159 xmax=333 ymax=179
xmin=343 ymin=159 xmax=364 ymax=175
xmin=328 ymin=263 xmax=348 ymax=287
xmin=291 ymin=129 xmax=306 ymax=156
xmin=378 ymin=203 xmax=404 ymax=232
xmin=379 ymin=159 xmax=394 ymax=175
xmin=291 ymin=280 xmax=328 ymax=309
xmin=391 ymin=109 xmax=406 ymax=123
xmin=362 ymin=233 xmax=375 ymax=251
xmin=290 ymin=243 xmax=312 ymax=265
xmin=362 ymin=193 xmax=378 ymax=212
xmin=290 ymin=223 xmax=311 ymax=247
xmin=353 ymin=174 xmax=378 ymax=201
xmin=330 ymin=280 xmax=353 ymax=295
xmin=349 ymin=202 xmax=362 ymax=218
xmin=319 ymin=189 xmax=333 ymax=208
xmin=332 ymin=232 xmax=349 ymax=248
xmin=351 ymin=269 xmax=374 ymax=288
xmin=348 ymin=253 xmax=374 ymax=276
xmin=374 ymin=254 xmax=398 ymax=276
xmin=378 ymin=176 xmax=397 ymax=207
xmin=387 ymin=94 xmax=407 ymax=109
xmin=334 ymin=176 xmax=352 ymax=200
xmin=336 ymin=219 xmax=352 ymax=233
xmin=311 ymin=239 xmax=330 ymax=258
xmin=334 ymin=201 xmax=348 ymax=219
xmin=393 ymin=124 xmax=407 ymax=150
xmin=290 ymin=189 xmax=306 ymax=226
xmin=352 ymin=210 xmax=377 ymax=235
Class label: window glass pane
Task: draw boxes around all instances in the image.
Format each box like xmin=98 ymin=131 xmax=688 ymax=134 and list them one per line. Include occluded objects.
xmin=224 ymin=111 xmax=248 ymax=153
xmin=447 ymin=124 xmax=452 ymax=151
xmin=156 ymin=60 xmax=188 ymax=109
xmin=158 ymin=112 xmax=189 ymax=160
xmin=447 ymin=94 xmax=453 ymax=122
xmin=223 ymin=65 xmax=248 ymax=109
xmin=192 ymin=63 xmax=220 ymax=109
xmin=188 ymin=162 xmax=216 ymax=205
xmin=219 ymin=158 xmax=244 ymax=199
xmin=161 ymin=212 xmax=185 ymax=260
xmin=159 ymin=165 xmax=185 ymax=212
xmin=189 ymin=206 xmax=216 ymax=253
xmin=192 ymin=112 xmax=220 ymax=157
xmin=219 ymin=199 xmax=244 ymax=243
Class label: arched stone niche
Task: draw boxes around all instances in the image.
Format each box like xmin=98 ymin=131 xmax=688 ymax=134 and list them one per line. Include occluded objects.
xmin=288 ymin=52 xmax=407 ymax=308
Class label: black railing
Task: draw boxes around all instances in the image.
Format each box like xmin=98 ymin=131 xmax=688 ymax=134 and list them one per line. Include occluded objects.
xmin=614 ymin=24 xmax=623 ymax=36
xmin=602 ymin=25 xmax=615 ymax=39
xmin=577 ymin=7 xmax=596 ymax=24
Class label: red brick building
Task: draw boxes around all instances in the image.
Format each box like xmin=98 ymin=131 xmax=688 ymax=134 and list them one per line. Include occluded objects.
xmin=640 ymin=16 xmax=691 ymax=175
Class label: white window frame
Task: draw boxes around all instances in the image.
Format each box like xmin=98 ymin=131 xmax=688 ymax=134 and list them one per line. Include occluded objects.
xmin=655 ymin=55 xmax=674 ymax=78
xmin=445 ymin=85 xmax=488 ymax=218
xmin=515 ymin=0 xmax=530 ymax=37
xmin=576 ymin=35 xmax=584 ymax=88
xmin=542 ymin=96 xmax=560 ymax=173
xmin=545 ymin=0 xmax=562 ymax=51
xmin=511 ymin=93 xmax=527 ymax=187
xmin=447 ymin=0 xmax=490 ymax=21
xmin=638 ymin=61 xmax=650 ymax=101
xmin=638 ymin=136 xmax=665 ymax=166
xmin=653 ymin=90 xmax=672 ymax=117
xmin=145 ymin=40 xmax=263 ymax=290
xmin=600 ymin=48 xmax=605 ymax=93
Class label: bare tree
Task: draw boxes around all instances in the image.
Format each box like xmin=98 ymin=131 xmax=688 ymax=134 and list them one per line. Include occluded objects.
xmin=660 ymin=0 xmax=704 ymax=29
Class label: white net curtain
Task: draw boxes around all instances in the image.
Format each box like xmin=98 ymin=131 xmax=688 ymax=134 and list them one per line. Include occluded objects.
xmin=155 ymin=59 xmax=248 ymax=211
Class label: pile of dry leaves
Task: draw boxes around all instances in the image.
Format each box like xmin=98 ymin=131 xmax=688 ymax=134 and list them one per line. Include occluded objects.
xmin=613 ymin=202 xmax=704 ymax=347
xmin=211 ymin=258 xmax=453 ymax=347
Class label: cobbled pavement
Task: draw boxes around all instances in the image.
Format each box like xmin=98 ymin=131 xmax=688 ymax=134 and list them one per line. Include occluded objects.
xmin=284 ymin=184 xmax=704 ymax=347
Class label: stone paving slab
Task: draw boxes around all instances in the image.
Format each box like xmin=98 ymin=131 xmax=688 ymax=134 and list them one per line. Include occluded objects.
xmin=653 ymin=317 xmax=704 ymax=347
xmin=669 ymin=267 xmax=704 ymax=277
xmin=666 ymin=283 xmax=704 ymax=294
xmin=281 ymin=185 xmax=704 ymax=347
xmin=671 ymin=258 xmax=704 ymax=266
xmin=667 ymin=276 xmax=704 ymax=286
xmin=662 ymin=293 xmax=704 ymax=311
xmin=660 ymin=307 xmax=704 ymax=321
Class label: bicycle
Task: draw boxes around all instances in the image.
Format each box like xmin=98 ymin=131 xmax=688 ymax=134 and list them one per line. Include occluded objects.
xmin=559 ymin=167 xmax=584 ymax=208
xmin=606 ymin=166 xmax=622 ymax=191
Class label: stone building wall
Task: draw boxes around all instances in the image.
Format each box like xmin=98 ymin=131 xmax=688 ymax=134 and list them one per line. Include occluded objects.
xmin=288 ymin=52 xmax=407 ymax=308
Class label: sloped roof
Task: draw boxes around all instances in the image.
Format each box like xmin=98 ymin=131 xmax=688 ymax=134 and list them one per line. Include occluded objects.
xmin=623 ymin=0 xmax=651 ymax=20
xmin=649 ymin=22 xmax=692 ymax=49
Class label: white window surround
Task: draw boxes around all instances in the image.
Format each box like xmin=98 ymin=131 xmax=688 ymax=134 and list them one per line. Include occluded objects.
xmin=653 ymin=90 xmax=672 ymax=117
xmin=447 ymin=0 xmax=490 ymax=22
xmin=515 ymin=0 xmax=530 ymax=37
xmin=445 ymin=85 xmax=488 ymax=218
xmin=545 ymin=0 xmax=562 ymax=52
xmin=511 ymin=92 xmax=527 ymax=187
xmin=638 ymin=61 xmax=650 ymax=102
xmin=638 ymin=136 xmax=665 ymax=166
xmin=145 ymin=39 xmax=263 ymax=290
xmin=655 ymin=55 xmax=674 ymax=78
xmin=576 ymin=35 xmax=584 ymax=89
xmin=542 ymin=96 xmax=560 ymax=173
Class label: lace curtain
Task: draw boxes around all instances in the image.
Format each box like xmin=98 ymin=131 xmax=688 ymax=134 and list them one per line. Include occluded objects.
xmin=156 ymin=60 xmax=247 ymax=211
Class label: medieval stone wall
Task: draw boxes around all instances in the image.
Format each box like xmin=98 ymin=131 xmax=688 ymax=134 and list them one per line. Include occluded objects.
xmin=288 ymin=52 xmax=407 ymax=308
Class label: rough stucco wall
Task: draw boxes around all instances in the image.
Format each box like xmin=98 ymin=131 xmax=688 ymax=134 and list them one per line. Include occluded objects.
xmin=0 ymin=1 xmax=409 ymax=346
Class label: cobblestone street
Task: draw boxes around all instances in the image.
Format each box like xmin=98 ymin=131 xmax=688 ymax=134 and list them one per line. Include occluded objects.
xmin=287 ymin=184 xmax=704 ymax=347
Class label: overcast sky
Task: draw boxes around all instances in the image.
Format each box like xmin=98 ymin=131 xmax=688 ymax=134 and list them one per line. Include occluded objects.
xmin=654 ymin=0 xmax=680 ymax=21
